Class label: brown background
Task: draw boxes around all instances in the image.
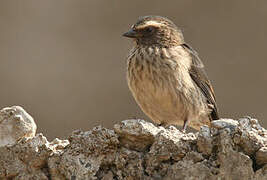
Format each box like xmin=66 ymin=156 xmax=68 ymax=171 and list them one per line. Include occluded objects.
xmin=0 ymin=0 xmax=266 ymax=140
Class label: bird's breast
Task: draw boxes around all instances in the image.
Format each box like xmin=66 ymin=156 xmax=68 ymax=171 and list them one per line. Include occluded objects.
xmin=126 ymin=46 xmax=209 ymax=125
xmin=126 ymin=46 xmax=193 ymax=123
xmin=127 ymin=46 xmax=194 ymax=95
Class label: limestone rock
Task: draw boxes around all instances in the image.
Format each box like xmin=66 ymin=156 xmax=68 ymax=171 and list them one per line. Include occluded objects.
xmin=48 ymin=126 xmax=119 ymax=179
xmin=0 ymin=106 xmax=267 ymax=179
xmin=234 ymin=117 xmax=267 ymax=155
xmin=0 ymin=133 xmax=68 ymax=179
xmin=0 ymin=106 xmax=37 ymax=147
xmin=254 ymin=164 xmax=267 ymax=180
xmin=197 ymin=125 xmax=213 ymax=156
xmin=256 ymin=147 xmax=267 ymax=166
xmin=114 ymin=119 xmax=163 ymax=151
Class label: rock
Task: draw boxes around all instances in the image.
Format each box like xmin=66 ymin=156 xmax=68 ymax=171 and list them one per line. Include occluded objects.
xmin=48 ymin=126 xmax=119 ymax=179
xmin=256 ymin=147 xmax=267 ymax=166
xmin=145 ymin=126 xmax=197 ymax=178
xmin=197 ymin=126 xmax=213 ymax=156
xmin=234 ymin=117 xmax=267 ymax=155
xmin=254 ymin=164 xmax=267 ymax=180
xmin=114 ymin=119 xmax=163 ymax=151
xmin=211 ymin=118 xmax=239 ymax=130
xmin=0 ymin=106 xmax=267 ymax=179
xmin=0 ymin=133 xmax=68 ymax=179
xmin=0 ymin=106 xmax=37 ymax=147
xmin=166 ymin=160 xmax=215 ymax=180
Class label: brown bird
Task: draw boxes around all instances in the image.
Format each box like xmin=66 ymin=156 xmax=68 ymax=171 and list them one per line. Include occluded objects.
xmin=123 ymin=16 xmax=219 ymax=132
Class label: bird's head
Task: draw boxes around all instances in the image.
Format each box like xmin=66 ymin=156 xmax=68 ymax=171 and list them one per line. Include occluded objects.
xmin=123 ymin=16 xmax=184 ymax=47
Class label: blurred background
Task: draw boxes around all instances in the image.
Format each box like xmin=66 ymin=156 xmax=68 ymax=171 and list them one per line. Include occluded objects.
xmin=0 ymin=0 xmax=266 ymax=140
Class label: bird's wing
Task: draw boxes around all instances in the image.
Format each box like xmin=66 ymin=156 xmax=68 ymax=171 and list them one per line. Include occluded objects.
xmin=182 ymin=43 xmax=219 ymax=120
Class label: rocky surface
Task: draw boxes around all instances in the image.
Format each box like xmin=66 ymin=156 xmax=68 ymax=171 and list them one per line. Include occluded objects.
xmin=0 ymin=106 xmax=36 ymax=147
xmin=0 ymin=106 xmax=266 ymax=179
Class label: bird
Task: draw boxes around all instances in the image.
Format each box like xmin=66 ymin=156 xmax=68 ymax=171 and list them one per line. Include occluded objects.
xmin=123 ymin=16 xmax=219 ymax=132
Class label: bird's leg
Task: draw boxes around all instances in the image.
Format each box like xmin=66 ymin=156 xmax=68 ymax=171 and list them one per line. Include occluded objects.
xmin=182 ymin=119 xmax=188 ymax=133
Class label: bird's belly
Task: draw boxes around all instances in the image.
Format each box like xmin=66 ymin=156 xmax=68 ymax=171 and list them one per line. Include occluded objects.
xmin=130 ymin=79 xmax=188 ymax=126
xmin=128 ymin=75 xmax=210 ymax=130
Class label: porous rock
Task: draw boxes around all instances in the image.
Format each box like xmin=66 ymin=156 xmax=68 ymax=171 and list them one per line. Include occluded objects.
xmin=0 ymin=107 xmax=266 ymax=179
xmin=114 ymin=119 xmax=163 ymax=151
xmin=0 ymin=133 xmax=68 ymax=179
xmin=0 ymin=106 xmax=37 ymax=147
xmin=256 ymin=147 xmax=267 ymax=166
xmin=233 ymin=117 xmax=267 ymax=155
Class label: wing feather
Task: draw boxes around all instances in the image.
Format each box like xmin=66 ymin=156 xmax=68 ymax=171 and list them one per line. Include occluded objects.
xmin=182 ymin=44 xmax=219 ymax=120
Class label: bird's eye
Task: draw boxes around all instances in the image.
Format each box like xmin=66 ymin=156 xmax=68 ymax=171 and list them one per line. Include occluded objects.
xmin=144 ymin=26 xmax=154 ymax=33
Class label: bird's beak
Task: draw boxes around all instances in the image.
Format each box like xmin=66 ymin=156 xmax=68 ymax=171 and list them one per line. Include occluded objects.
xmin=122 ymin=29 xmax=138 ymax=38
